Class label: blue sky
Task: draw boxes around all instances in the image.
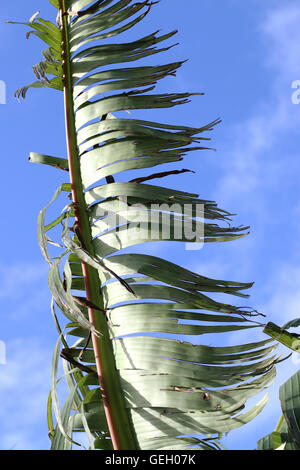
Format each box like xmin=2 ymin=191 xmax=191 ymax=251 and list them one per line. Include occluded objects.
xmin=0 ymin=0 xmax=300 ymax=450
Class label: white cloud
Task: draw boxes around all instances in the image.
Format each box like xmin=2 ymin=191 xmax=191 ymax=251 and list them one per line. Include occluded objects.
xmin=0 ymin=261 xmax=50 ymax=323
xmin=220 ymin=255 xmax=300 ymax=449
xmin=0 ymin=338 xmax=52 ymax=450
xmin=215 ymin=2 xmax=300 ymax=210
xmin=259 ymin=262 xmax=300 ymax=325
xmin=0 ymin=263 xmax=46 ymax=300
xmin=0 ymin=263 xmax=56 ymax=449
xmin=0 ymin=260 xmax=84 ymax=450
xmin=261 ymin=2 xmax=300 ymax=78
xmin=191 ymin=259 xmax=232 ymax=280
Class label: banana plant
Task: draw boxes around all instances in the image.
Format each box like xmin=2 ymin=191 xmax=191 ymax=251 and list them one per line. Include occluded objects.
xmin=12 ymin=0 xmax=280 ymax=450
xmin=258 ymin=320 xmax=300 ymax=450
xmin=257 ymin=370 xmax=300 ymax=450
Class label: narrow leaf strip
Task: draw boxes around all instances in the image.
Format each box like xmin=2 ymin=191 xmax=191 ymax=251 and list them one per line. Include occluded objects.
xmin=49 ymin=258 xmax=100 ymax=335
xmin=61 ymin=213 xmax=136 ymax=296
xmin=30 ymin=152 xmax=69 ymax=171
xmin=263 ymin=322 xmax=300 ymax=352
xmin=129 ymin=168 xmax=194 ymax=184
xmin=51 ymin=330 xmax=81 ymax=447
xmin=37 ymin=183 xmax=71 ymax=264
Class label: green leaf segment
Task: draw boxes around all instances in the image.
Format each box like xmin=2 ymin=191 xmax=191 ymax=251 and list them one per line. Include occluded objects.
xmin=258 ymin=370 xmax=300 ymax=450
xmin=13 ymin=0 xmax=280 ymax=450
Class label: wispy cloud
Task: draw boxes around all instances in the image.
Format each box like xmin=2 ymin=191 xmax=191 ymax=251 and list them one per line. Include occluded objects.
xmin=0 ymin=338 xmax=52 ymax=450
xmin=0 ymin=261 xmax=55 ymax=449
xmin=221 ymin=258 xmax=300 ymax=449
xmin=260 ymin=262 xmax=300 ymax=325
xmin=0 ymin=263 xmax=46 ymax=300
xmin=261 ymin=2 xmax=300 ymax=78
xmin=202 ymin=3 xmax=300 ymax=449
xmin=0 ymin=262 xmax=49 ymax=322
xmin=215 ymin=1 xmax=300 ymax=210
